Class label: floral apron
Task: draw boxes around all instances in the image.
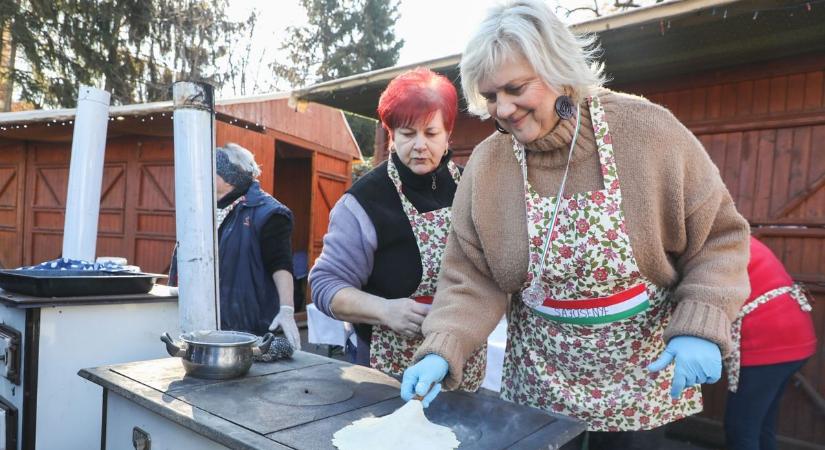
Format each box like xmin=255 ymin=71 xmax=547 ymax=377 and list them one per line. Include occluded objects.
xmin=724 ymin=284 xmax=813 ymax=392
xmin=499 ymin=96 xmax=702 ymax=431
xmin=369 ymin=156 xmax=487 ymax=390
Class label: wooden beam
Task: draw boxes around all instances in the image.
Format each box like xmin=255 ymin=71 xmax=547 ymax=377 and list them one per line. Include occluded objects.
xmin=263 ymin=128 xmax=353 ymax=162
xmin=750 ymin=227 xmax=825 ymax=239
xmin=772 ymin=173 xmax=825 ymax=219
xmin=687 ymin=110 xmax=825 ymax=135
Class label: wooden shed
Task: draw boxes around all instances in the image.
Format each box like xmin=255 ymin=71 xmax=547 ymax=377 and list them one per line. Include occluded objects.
xmin=0 ymin=94 xmax=361 ymax=306
xmin=292 ymin=0 xmax=825 ymax=447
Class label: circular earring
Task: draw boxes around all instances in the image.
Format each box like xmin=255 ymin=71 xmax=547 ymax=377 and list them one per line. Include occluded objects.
xmin=555 ymin=95 xmax=575 ymax=120
xmin=494 ymin=121 xmax=510 ymax=134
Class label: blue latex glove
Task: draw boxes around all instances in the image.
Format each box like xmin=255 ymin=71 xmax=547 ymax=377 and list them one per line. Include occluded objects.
xmin=647 ymin=336 xmax=722 ymax=399
xmin=400 ymin=354 xmax=449 ymax=407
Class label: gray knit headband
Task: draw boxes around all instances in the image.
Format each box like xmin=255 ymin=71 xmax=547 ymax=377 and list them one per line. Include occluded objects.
xmin=216 ymin=148 xmax=254 ymax=188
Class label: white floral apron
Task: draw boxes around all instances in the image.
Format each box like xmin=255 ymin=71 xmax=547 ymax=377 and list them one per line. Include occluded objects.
xmin=369 ymin=156 xmax=487 ymax=390
xmin=499 ymin=96 xmax=702 ymax=431
xmin=724 ymin=284 xmax=813 ymax=392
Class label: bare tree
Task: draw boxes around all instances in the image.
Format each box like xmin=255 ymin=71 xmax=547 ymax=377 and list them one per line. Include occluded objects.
xmin=554 ymin=0 xmax=664 ymax=19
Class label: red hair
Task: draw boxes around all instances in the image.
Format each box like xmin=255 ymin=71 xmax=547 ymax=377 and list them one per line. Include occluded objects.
xmin=377 ymin=68 xmax=458 ymax=133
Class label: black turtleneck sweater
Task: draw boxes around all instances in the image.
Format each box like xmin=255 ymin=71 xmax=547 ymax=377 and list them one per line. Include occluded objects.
xmin=346 ymin=152 xmax=461 ymax=340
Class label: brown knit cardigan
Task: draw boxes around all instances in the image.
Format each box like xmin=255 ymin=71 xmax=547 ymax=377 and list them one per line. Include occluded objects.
xmin=415 ymin=89 xmax=751 ymax=390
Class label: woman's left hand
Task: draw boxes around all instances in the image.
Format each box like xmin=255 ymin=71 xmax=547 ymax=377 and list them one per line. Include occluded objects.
xmin=647 ymin=335 xmax=721 ymax=399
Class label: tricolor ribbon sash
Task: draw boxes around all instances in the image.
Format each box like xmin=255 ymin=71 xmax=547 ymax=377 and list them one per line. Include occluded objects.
xmin=530 ymin=283 xmax=650 ymax=324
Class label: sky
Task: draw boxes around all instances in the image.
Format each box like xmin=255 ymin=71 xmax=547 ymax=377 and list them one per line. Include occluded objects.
xmin=221 ymin=0 xmax=548 ymax=96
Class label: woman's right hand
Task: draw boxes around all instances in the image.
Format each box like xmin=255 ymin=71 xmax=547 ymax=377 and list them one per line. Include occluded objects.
xmin=400 ymin=354 xmax=449 ymax=407
xmin=380 ymin=298 xmax=430 ymax=338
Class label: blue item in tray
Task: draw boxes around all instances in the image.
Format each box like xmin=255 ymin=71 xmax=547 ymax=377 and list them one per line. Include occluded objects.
xmin=18 ymin=258 xmax=133 ymax=273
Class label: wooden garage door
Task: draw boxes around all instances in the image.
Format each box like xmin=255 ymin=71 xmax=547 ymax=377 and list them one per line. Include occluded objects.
xmin=23 ymin=140 xmax=70 ymax=264
xmin=130 ymin=137 xmax=176 ymax=274
xmin=21 ymin=136 xmax=177 ymax=274
xmin=0 ymin=142 xmax=25 ymax=269
xmin=311 ymin=153 xmax=351 ymax=265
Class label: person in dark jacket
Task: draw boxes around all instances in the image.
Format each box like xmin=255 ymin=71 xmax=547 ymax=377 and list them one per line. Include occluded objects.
xmin=215 ymin=143 xmax=299 ymax=349
xmin=173 ymin=143 xmax=300 ymax=349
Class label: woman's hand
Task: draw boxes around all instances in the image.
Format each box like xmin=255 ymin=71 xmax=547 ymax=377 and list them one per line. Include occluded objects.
xmin=400 ymin=354 xmax=449 ymax=407
xmin=647 ymin=335 xmax=722 ymax=399
xmin=380 ymin=298 xmax=430 ymax=338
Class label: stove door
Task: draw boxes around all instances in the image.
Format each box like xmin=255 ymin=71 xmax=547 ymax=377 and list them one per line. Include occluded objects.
xmin=0 ymin=325 xmax=21 ymax=386
xmin=0 ymin=396 xmax=17 ymax=450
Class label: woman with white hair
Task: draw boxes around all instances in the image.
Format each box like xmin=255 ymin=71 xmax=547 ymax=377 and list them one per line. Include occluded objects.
xmin=400 ymin=0 xmax=750 ymax=445
xmin=175 ymin=143 xmax=301 ymax=349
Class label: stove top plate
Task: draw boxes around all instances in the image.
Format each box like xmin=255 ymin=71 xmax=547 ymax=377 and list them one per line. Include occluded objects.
xmin=267 ymin=379 xmax=355 ymax=406
xmin=168 ymin=361 xmax=400 ymax=435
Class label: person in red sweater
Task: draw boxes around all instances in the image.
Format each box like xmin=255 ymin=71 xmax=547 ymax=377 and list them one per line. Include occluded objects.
xmin=724 ymin=236 xmax=817 ymax=450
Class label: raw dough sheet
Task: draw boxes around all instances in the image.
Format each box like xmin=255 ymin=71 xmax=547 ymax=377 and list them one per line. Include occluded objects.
xmin=332 ymin=400 xmax=460 ymax=450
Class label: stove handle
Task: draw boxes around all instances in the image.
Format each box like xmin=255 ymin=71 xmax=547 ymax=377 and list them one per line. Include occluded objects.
xmin=160 ymin=333 xmax=186 ymax=358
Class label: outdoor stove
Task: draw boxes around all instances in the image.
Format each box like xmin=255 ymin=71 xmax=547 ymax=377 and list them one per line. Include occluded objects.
xmin=0 ymin=286 xmax=178 ymax=450
xmin=80 ymin=351 xmax=586 ymax=450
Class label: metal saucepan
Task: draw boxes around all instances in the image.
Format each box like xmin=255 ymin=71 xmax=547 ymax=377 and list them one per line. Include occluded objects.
xmin=161 ymin=330 xmax=274 ymax=379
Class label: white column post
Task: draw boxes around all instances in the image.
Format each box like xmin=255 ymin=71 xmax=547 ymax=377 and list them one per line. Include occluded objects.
xmin=62 ymin=86 xmax=111 ymax=261
xmin=172 ymin=81 xmax=220 ymax=332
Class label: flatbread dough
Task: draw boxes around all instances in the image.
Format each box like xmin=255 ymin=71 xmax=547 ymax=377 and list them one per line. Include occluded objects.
xmin=332 ymin=400 xmax=460 ymax=450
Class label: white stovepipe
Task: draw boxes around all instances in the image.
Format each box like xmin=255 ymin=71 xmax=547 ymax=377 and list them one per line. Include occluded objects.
xmin=62 ymin=86 xmax=111 ymax=262
xmin=172 ymin=81 xmax=220 ymax=332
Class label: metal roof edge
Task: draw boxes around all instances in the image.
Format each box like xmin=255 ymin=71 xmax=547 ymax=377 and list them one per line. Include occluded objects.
xmin=0 ymin=91 xmax=294 ymax=125
xmin=338 ymin=110 xmax=365 ymax=161
xmin=0 ymin=101 xmax=175 ymax=125
xmin=289 ymin=53 xmax=462 ymax=105
xmin=571 ymin=0 xmax=741 ymax=32
xmin=216 ymin=91 xmax=291 ymax=106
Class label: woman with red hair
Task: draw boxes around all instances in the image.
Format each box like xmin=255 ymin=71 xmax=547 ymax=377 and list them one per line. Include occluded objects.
xmin=309 ymin=68 xmax=486 ymax=394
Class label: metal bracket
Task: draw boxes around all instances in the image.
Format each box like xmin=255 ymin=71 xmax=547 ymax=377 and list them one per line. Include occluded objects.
xmin=132 ymin=426 xmax=151 ymax=450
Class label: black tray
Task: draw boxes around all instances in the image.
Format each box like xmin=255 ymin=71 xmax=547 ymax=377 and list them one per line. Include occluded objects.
xmin=0 ymin=270 xmax=166 ymax=297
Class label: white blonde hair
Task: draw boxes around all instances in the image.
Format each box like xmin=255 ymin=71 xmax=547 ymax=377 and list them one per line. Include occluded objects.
xmin=460 ymin=0 xmax=606 ymax=118
xmin=218 ymin=142 xmax=261 ymax=179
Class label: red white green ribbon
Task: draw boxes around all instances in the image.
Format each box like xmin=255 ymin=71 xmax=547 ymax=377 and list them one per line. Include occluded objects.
xmin=531 ymin=283 xmax=650 ymax=324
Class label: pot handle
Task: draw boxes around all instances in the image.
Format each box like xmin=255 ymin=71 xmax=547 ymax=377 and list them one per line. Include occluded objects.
xmin=254 ymin=332 xmax=275 ymax=357
xmin=160 ymin=332 xmax=186 ymax=357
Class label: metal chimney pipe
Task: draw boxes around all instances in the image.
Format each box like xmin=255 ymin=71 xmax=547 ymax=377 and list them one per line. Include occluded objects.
xmin=172 ymin=81 xmax=220 ymax=332
xmin=62 ymin=86 xmax=111 ymax=261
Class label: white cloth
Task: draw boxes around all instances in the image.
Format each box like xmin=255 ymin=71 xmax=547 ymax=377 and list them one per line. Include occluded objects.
xmin=307 ymin=303 xmax=355 ymax=347
xmin=481 ymin=318 xmax=507 ymax=392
